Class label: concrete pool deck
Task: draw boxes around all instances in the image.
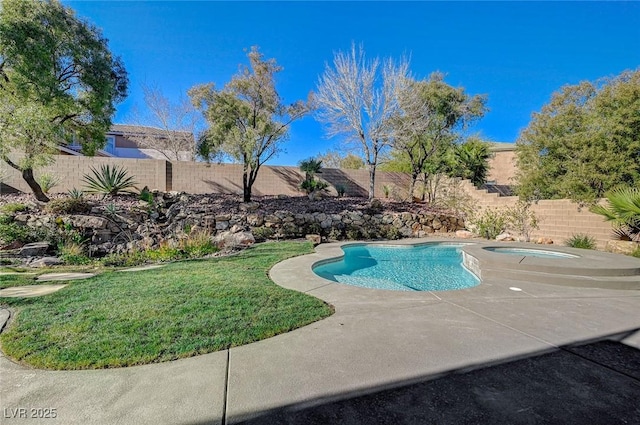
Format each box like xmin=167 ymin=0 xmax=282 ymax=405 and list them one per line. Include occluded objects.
xmin=1 ymin=238 xmax=640 ymax=424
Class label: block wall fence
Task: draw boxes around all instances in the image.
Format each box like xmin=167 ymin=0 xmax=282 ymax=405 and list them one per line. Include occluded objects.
xmin=1 ymin=156 xmax=615 ymax=247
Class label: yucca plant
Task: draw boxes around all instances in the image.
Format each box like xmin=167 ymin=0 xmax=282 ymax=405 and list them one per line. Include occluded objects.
xmin=82 ymin=165 xmax=138 ymax=196
xmin=36 ymin=173 xmax=60 ymax=194
xmin=590 ymin=187 xmax=640 ymax=242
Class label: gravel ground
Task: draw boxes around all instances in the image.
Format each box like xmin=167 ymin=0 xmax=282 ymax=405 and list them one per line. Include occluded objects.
xmin=0 ymin=192 xmax=456 ymax=217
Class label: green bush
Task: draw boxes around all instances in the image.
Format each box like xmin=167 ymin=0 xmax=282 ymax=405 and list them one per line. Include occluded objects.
xmin=590 ymin=186 xmax=640 ymax=242
xmin=252 ymin=227 xmax=275 ymax=242
xmin=470 ymin=208 xmax=507 ymax=240
xmin=67 ymin=188 xmax=84 ymax=200
xmin=82 ymin=164 xmax=138 ymax=196
xmin=0 ymin=203 xmax=27 ymax=214
xmin=101 ymin=250 xmax=150 ymax=267
xmin=43 ymin=197 xmax=92 ymax=214
xmin=335 ymin=184 xmax=346 ymax=197
xmin=630 ymin=244 xmax=640 ymax=258
xmin=505 ymin=200 xmax=539 ymax=242
xmin=58 ymin=242 xmax=92 ymax=265
xmin=564 ymin=234 xmax=597 ymax=249
xmin=0 ymin=221 xmax=48 ymax=245
xmin=380 ymin=225 xmax=402 ymax=240
xmin=180 ymin=230 xmax=217 ymax=258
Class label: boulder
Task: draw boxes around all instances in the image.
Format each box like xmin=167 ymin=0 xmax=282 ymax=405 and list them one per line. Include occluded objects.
xmin=19 ymin=242 xmax=51 ymax=257
xmin=535 ymin=237 xmax=554 ymax=245
xmin=29 ymin=256 xmax=63 ymax=267
xmin=214 ymin=231 xmax=255 ymax=249
xmin=496 ymin=233 xmax=514 ymax=242
xmin=455 ymin=230 xmax=474 ymax=239
xmin=605 ymin=240 xmax=638 ymax=255
xmin=69 ymin=215 xmax=109 ymax=230
xmin=305 ymin=234 xmax=322 ymax=246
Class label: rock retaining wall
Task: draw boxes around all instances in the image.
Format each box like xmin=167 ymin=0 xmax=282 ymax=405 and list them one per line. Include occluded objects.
xmin=4 ymin=192 xmax=464 ymax=257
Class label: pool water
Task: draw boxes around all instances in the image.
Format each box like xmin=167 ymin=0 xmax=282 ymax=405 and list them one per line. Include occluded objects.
xmin=313 ymin=243 xmax=480 ymax=291
xmin=483 ymin=247 xmax=579 ymax=259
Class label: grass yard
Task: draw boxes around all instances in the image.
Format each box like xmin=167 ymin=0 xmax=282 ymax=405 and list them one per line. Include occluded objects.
xmin=0 ymin=241 xmax=333 ymax=370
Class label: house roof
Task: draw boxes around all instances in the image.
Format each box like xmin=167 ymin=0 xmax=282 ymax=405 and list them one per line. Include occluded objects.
xmin=110 ymin=124 xmax=192 ymax=139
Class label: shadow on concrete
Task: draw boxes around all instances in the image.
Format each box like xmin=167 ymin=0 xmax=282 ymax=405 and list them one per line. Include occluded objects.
xmin=221 ymin=329 xmax=640 ymax=425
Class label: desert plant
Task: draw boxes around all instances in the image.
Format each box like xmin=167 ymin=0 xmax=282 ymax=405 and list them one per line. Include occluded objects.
xmin=299 ymin=157 xmax=328 ymax=199
xmin=252 ymin=226 xmax=275 ymax=242
xmin=68 ymin=188 xmax=84 ymax=200
xmin=0 ymin=221 xmax=48 ymax=245
xmin=631 ymin=245 xmax=640 ymax=258
xmin=382 ymin=184 xmax=393 ymax=199
xmin=36 ymin=173 xmax=60 ymax=194
xmin=180 ymin=230 xmax=217 ymax=258
xmin=44 ymin=197 xmax=91 ymax=214
xmin=505 ymin=200 xmax=539 ymax=242
xmin=335 ymin=184 xmax=346 ymax=197
xmin=0 ymin=203 xmax=27 ymax=214
xmin=470 ymin=208 xmax=507 ymax=240
xmin=564 ymin=234 xmax=597 ymax=250
xmin=381 ymin=225 xmax=402 ymax=240
xmin=58 ymin=242 xmax=92 ymax=265
xmin=101 ymin=250 xmax=150 ymax=267
xmin=82 ymin=164 xmax=138 ymax=196
xmin=139 ymin=186 xmax=154 ymax=204
xmin=590 ymin=187 xmax=640 ymax=242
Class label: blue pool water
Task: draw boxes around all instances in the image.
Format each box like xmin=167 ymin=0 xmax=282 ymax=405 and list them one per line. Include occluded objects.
xmin=313 ymin=243 xmax=480 ymax=292
xmin=483 ymin=247 xmax=579 ymax=259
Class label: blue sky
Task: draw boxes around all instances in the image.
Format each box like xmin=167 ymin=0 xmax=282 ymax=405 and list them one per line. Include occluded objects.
xmin=66 ymin=1 xmax=640 ymax=166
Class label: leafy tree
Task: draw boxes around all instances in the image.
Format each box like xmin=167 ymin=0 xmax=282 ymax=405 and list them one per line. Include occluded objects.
xmin=299 ymin=157 xmax=328 ymax=199
xmin=317 ymin=149 xmax=365 ymax=170
xmin=0 ymin=0 xmax=128 ymax=201
xmin=449 ymin=137 xmax=492 ymax=186
xmin=190 ymin=47 xmax=309 ymax=202
xmin=391 ymin=73 xmax=487 ymax=199
xmin=125 ymin=84 xmax=201 ymax=161
xmin=314 ymin=43 xmax=410 ymax=200
xmin=515 ymin=70 xmax=640 ymax=203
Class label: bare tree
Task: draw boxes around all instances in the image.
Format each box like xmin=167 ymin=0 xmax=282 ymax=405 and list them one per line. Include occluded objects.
xmin=314 ymin=43 xmax=410 ymax=200
xmin=125 ymin=84 xmax=201 ymax=161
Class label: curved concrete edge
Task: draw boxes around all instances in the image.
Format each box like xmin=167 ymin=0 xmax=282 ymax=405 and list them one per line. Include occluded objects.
xmin=0 ymin=308 xmax=10 ymax=333
xmin=270 ymin=238 xmax=640 ymax=298
xmin=463 ymin=243 xmax=640 ymax=277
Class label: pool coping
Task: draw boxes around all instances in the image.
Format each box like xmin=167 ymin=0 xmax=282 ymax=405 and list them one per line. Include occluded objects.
xmin=271 ymin=238 xmax=640 ymax=296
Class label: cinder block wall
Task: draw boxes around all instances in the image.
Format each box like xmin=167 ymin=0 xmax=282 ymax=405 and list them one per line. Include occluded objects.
xmin=458 ymin=179 xmax=613 ymax=248
xmin=1 ymin=156 xmax=167 ymax=193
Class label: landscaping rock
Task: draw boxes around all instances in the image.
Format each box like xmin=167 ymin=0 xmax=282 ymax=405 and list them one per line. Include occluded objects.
xmin=214 ymin=231 xmax=255 ymax=249
xmin=19 ymin=242 xmax=51 ymax=257
xmin=535 ymin=237 xmax=554 ymax=245
xmin=29 ymin=257 xmax=63 ymax=267
xmin=305 ymin=234 xmax=322 ymax=246
xmin=605 ymin=240 xmax=638 ymax=255
xmin=496 ymin=233 xmax=514 ymax=242
xmin=456 ymin=230 xmax=474 ymax=239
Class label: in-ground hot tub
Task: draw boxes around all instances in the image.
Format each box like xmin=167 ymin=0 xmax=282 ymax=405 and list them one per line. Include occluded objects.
xmin=483 ymin=247 xmax=579 ymax=259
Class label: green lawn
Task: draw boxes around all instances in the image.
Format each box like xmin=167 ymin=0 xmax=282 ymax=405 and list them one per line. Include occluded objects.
xmin=0 ymin=242 xmax=333 ymax=370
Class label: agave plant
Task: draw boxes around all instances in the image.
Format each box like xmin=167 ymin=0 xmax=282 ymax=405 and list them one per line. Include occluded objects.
xmin=82 ymin=165 xmax=138 ymax=196
xmin=590 ymin=187 xmax=640 ymax=241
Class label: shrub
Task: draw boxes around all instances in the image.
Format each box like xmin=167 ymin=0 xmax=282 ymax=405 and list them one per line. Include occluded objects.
xmin=36 ymin=173 xmax=60 ymax=194
xmin=380 ymin=225 xmax=402 ymax=240
xmin=335 ymin=184 xmax=346 ymax=197
xmin=58 ymin=242 xmax=92 ymax=265
xmin=82 ymin=164 xmax=138 ymax=196
xmin=382 ymin=185 xmax=393 ymax=199
xmin=252 ymin=227 xmax=275 ymax=242
xmin=564 ymin=234 xmax=597 ymax=250
xmin=631 ymin=245 xmax=640 ymax=258
xmin=505 ymin=200 xmax=539 ymax=242
xmin=44 ymin=197 xmax=92 ymax=214
xmin=101 ymin=250 xmax=150 ymax=267
xmin=0 ymin=221 xmax=49 ymax=245
xmin=345 ymin=226 xmax=362 ymax=240
xmin=0 ymin=203 xmax=27 ymax=214
xmin=180 ymin=230 xmax=217 ymax=258
xmin=470 ymin=208 xmax=507 ymax=240
xmin=590 ymin=186 xmax=640 ymax=242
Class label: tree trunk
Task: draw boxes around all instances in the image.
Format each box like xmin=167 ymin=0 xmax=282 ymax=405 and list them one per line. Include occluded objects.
xmin=408 ymin=173 xmax=418 ymax=202
xmin=242 ymin=170 xmax=251 ymax=202
xmin=23 ymin=167 xmax=50 ymax=202
xmin=368 ymin=164 xmax=376 ymax=200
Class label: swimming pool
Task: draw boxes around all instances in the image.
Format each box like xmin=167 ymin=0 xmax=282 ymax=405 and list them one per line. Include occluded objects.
xmin=313 ymin=243 xmax=480 ymax=291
